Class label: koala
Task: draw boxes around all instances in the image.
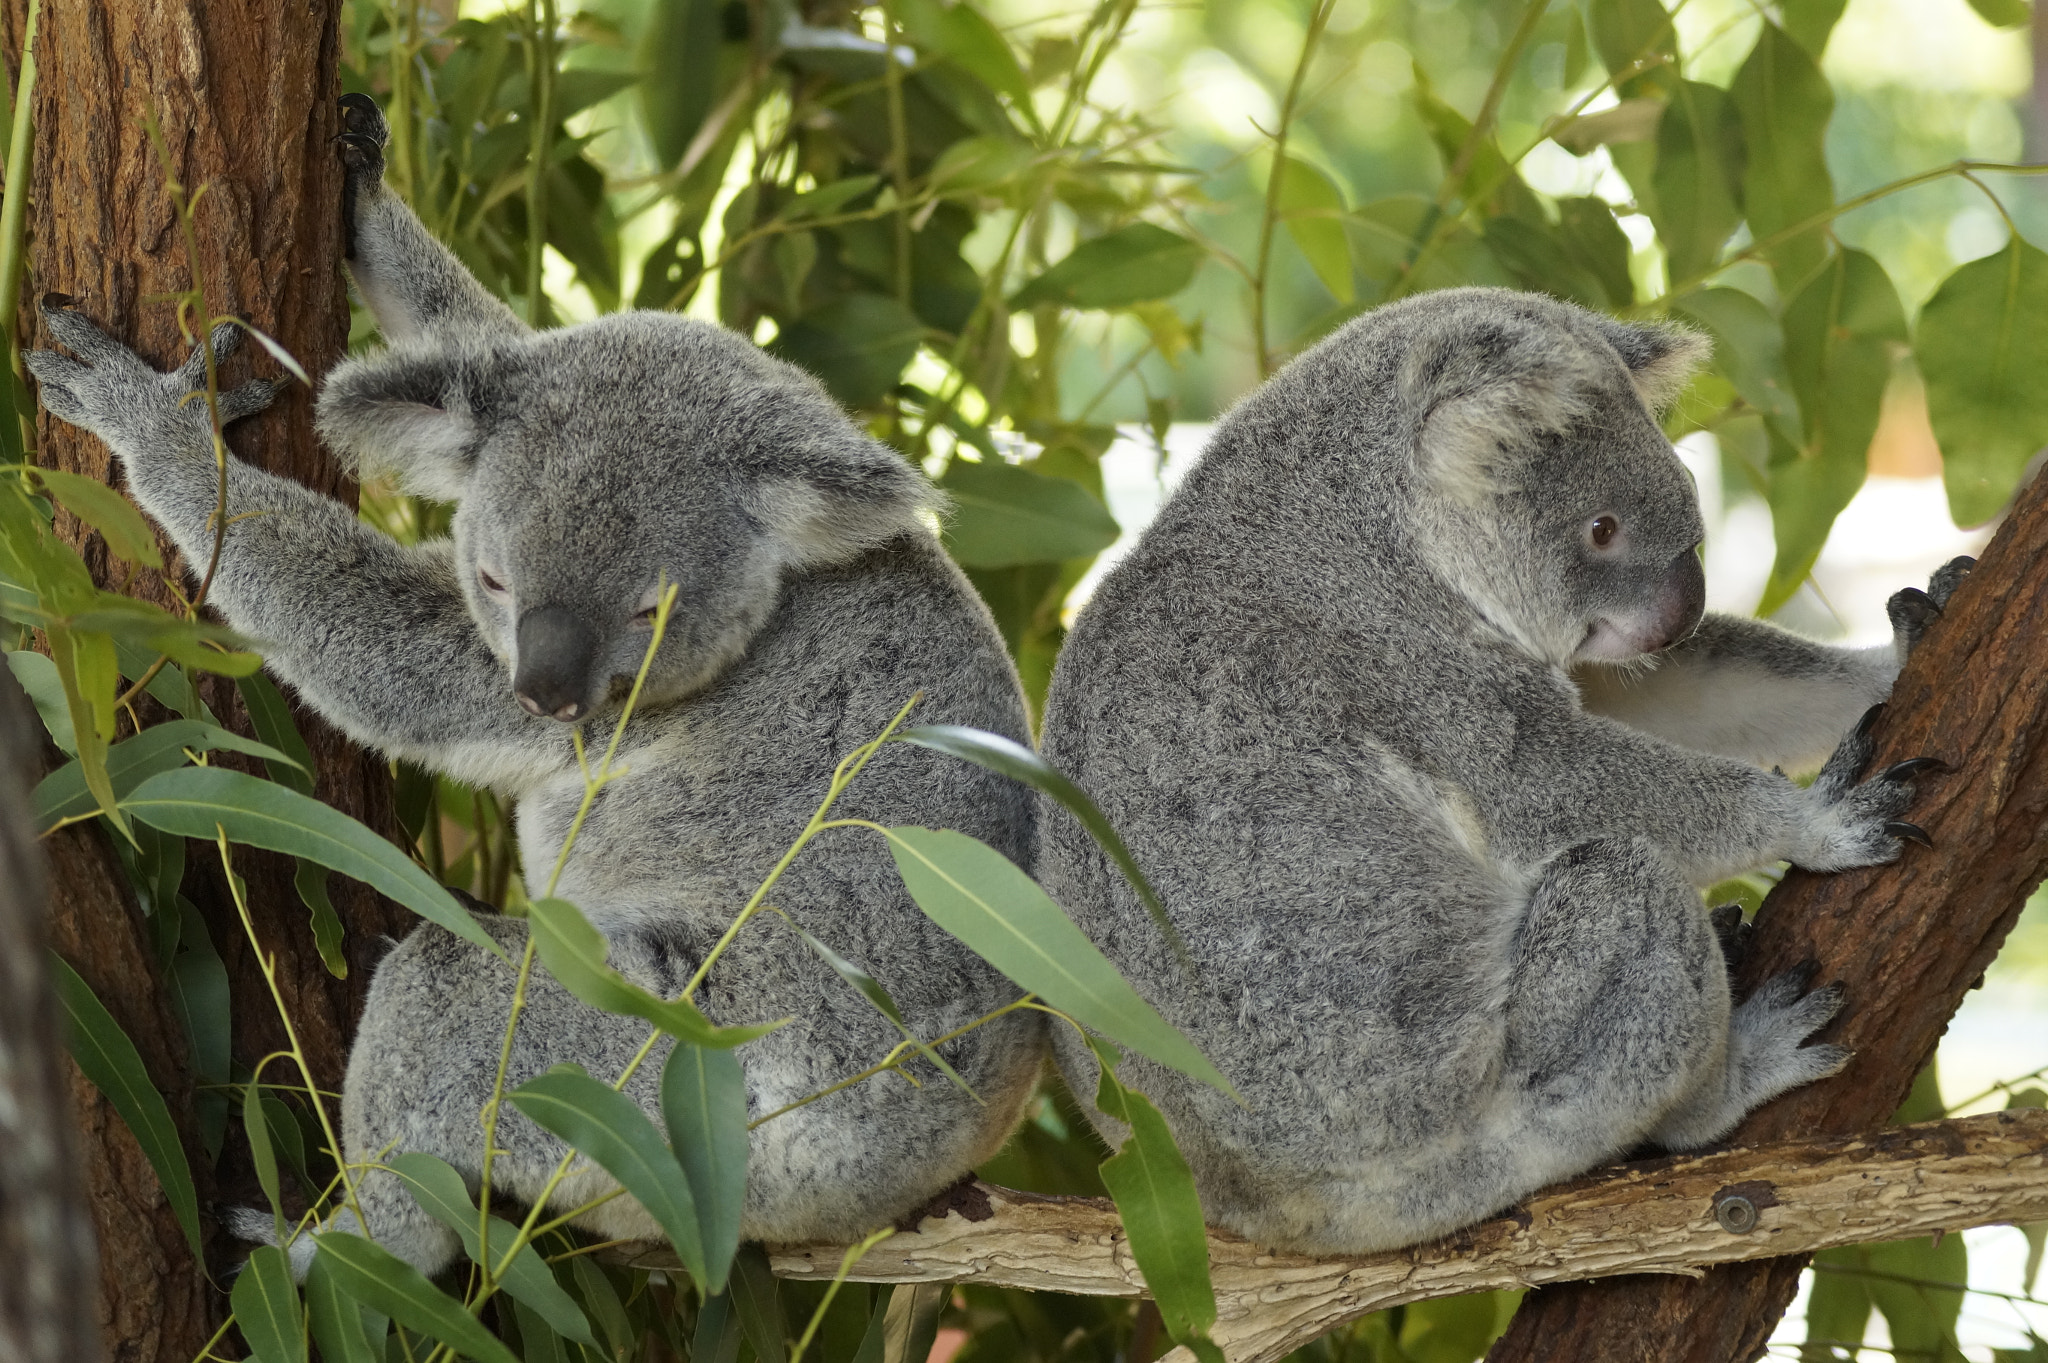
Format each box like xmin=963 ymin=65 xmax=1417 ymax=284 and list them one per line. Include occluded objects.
xmin=1036 ymin=286 xmax=1961 ymax=1256
xmin=28 ymin=95 xmax=1043 ymax=1275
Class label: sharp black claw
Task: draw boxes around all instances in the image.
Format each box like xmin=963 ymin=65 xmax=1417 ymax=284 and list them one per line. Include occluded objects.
xmin=1856 ymin=703 xmax=1887 ymax=738
xmin=1883 ymin=820 xmax=1933 ymax=848
xmin=1882 ymin=757 xmax=1949 ymax=782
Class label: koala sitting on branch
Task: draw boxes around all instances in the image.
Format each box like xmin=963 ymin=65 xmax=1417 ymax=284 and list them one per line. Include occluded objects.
xmin=1038 ymin=286 xmax=1960 ymax=1255
xmin=28 ymin=95 xmax=1042 ymax=1274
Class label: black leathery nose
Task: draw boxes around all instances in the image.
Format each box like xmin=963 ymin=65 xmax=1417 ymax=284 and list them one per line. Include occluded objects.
xmin=514 ymin=605 xmax=597 ymax=722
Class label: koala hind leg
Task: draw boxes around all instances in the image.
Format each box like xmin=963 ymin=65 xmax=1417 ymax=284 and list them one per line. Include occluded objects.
xmin=1649 ymin=969 xmax=1848 ymax=1150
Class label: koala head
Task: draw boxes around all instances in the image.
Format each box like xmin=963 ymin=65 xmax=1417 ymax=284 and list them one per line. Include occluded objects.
xmin=1388 ymin=290 xmax=1710 ymax=670
xmin=316 ymin=312 xmax=935 ymax=721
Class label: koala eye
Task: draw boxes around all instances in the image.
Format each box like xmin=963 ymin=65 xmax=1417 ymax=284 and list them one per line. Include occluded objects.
xmin=477 ymin=566 xmax=509 ymax=596
xmin=1587 ymin=515 xmax=1620 ymax=550
xmin=631 ymin=605 xmax=660 ymax=629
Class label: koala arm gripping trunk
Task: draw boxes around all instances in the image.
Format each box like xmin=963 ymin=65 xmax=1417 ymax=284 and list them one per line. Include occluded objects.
xmin=337 ymin=94 xmax=528 ymax=348
xmin=1573 ymin=613 xmax=1896 ymax=774
xmin=26 ymin=311 xmax=564 ymax=792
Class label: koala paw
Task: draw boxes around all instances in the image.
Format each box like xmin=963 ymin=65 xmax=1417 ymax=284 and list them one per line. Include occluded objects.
xmin=1794 ymin=707 xmax=1943 ymax=871
xmin=1887 ymin=555 xmax=1977 ymax=655
xmin=26 ymin=301 xmax=278 ymax=455
xmin=336 ymin=94 xmax=390 ymax=260
xmin=1727 ymin=967 xmax=1851 ymax=1108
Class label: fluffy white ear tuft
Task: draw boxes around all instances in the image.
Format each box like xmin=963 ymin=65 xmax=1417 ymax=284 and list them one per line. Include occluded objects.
xmin=749 ymin=437 xmax=941 ymax=569
xmin=314 ymin=346 xmax=496 ymax=501
xmin=1595 ymin=318 xmax=1711 ymax=412
xmin=1400 ymin=316 xmax=1603 ymax=504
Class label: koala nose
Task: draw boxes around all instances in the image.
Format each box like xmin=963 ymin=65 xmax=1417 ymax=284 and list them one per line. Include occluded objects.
xmin=514 ymin=606 xmax=597 ymax=722
xmin=1658 ymin=547 xmax=1707 ymax=646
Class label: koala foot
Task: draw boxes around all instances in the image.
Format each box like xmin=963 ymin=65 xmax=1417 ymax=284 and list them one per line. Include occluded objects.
xmin=336 ymin=94 xmax=390 ymax=259
xmin=1794 ymin=709 xmax=1942 ymax=871
xmin=1725 ymin=967 xmax=1850 ymax=1109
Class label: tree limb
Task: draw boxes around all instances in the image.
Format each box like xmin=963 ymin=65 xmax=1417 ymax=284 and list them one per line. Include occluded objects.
xmin=616 ymin=1108 xmax=2048 ymax=1363
xmin=1485 ymin=459 xmax=2048 ymax=1361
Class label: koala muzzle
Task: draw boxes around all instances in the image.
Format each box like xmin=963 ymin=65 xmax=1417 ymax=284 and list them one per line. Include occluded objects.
xmin=514 ymin=606 xmax=597 ymax=722
xmin=1657 ymin=547 xmax=1707 ymax=649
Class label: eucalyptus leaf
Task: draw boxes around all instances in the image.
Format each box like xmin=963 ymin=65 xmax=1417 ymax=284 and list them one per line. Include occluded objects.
xmin=1651 ymin=80 xmax=1745 ymax=288
xmin=232 ymin=1244 xmax=308 ymax=1363
xmin=305 ymin=1252 xmax=388 ymax=1363
xmin=525 ymin=895 xmax=782 ymax=1047
xmin=662 ymin=1044 xmax=750 ymax=1294
xmin=313 ymin=1233 xmax=523 ymax=1363
xmin=1730 ymin=23 xmax=1834 ymax=289
xmin=120 ymin=765 xmax=504 ymax=961
xmin=1274 ymin=156 xmax=1353 ymax=304
xmin=52 ymin=954 xmax=203 ymax=1259
xmin=772 ymin=294 xmax=926 ymax=409
xmin=27 ymin=466 xmax=162 ymax=569
xmin=1010 ymin=223 xmax=1203 ymax=311
xmin=1091 ymin=1042 xmax=1224 ymax=1363
xmin=508 ymin=1064 xmax=708 ymax=1286
xmin=386 ymin=1151 xmax=597 ymax=1347
xmin=1918 ymin=235 xmax=2048 ymax=526
xmin=882 ymin=826 xmax=1232 ymax=1096
xmin=32 ymin=718 xmax=301 ymax=831
xmin=939 ymin=458 xmax=1120 ymax=568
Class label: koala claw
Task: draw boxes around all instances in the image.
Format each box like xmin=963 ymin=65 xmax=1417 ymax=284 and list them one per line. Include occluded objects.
xmin=1881 ymin=757 xmax=1947 ymax=782
xmin=1928 ymin=555 xmax=1975 ymax=609
xmin=336 ymin=95 xmax=390 ymax=261
xmin=1883 ymin=820 xmax=1932 ymax=849
xmin=1854 ymin=702 xmax=1886 ymax=739
xmin=1886 ymin=586 xmax=1941 ymax=652
xmin=337 ymin=92 xmax=390 ymax=150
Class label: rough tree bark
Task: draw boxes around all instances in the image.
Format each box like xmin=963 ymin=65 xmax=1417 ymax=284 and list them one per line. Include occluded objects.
xmin=1484 ymin=473 xmax=2048 ymax=1359
xmin=16 ymin=4 xmax=408 ymax=1359
xmin=0 ymin=671 xmax=102 ymax=1363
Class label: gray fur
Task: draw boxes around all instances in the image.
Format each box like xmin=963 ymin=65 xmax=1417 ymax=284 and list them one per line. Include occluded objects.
xmin=1037 ymin=287 xmax=1941 ymax=1255
xmin=30 ymin=96 xmax=1041 ymax=1277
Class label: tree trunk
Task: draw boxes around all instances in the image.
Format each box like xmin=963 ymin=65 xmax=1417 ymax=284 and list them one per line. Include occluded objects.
xmin=19 ymin=3 xmax=409 ymax=1358
xmin=1485 ymin=472 xmax=2048 ymax=1362
xmin=0 ymin=672 xmax=102 ymax=1363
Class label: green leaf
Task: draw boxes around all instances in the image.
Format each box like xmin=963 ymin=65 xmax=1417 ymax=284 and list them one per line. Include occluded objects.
xmin=66 ymin=601 xmax=263 ymax=676
xmin=231 ymin=1244 xmax=307 ymax=1363
xmin=1651 ymin=79 xmax=1745 ymax=287
xmin=1550 ymin=98 xmax=1662 ymax=155
xmin=27 ymin=467 xmax=162 ymax=569
xmin=118 ymin=641 xmax=209 ymax=721
xmin=1581 ymin=0 xmax=1679 ymax=95
xmin=1484 ymin=215 xmax=1617 ymax=311
xmin=776 ymin=175 xmax=881 ymax=222
xmin=1275 ymin=157 xmax=1353 ymax=304
xmin=640 ymin=0 xmax=724 ymax=168
xmin=32 ymin=719 xmax=301 ymax=831
xmin=895 ymin=0 xmax=1033 ymax=106
xmin=928 ymin=137 xmax=1035 ymax=197
xmin=661 ymin=1044 xmax=750 ymax=1295
xmin=385 ymin=1152 xmax=597 ymax=1348
xmin=938 ymin=459 xmax=1120 ymax=568
xmin=1672 ymin=287 xmax=1803 ymax=447
xmin=510 ymin=1298 xmax=574 ymax=1363
xmin=1917 ymin=235 xmax=2048 ymax=526
xmin=525 ymin=896 xmax=781 ymax=1047
xmin=1764 ymin=248 xmax=1904 ymax=612
xmin=896 ymin=724 xmax=1187 ymax=963
xmin=313 ymin=1233 xmax=523 ymax=1363
xmin=295 ymin=859 xmax=347 ymax=979
xmin=1009 ymin=223 xmax=1203 ymax=311
xmin=1398 ymin=1290 xmax=1516 ymax=1363
xmin=730 ymin=1241 xmax=788 ymax=1363
xmin=1555 ymin=197 xmax=1636 ymax=309
xmin=881 ymin=827 xmax=1233 ymax=1097
xmin=245 ymin=1069 xmax=288 ymax=1244
xmin=772 ymin=294 xmax=926 ymax=409
xmin=783 ymin=921 xmax=975 ymax=1096
xmin=1781 ymin=0 xmax=1851 ymax=55
xmin=51 ymin=954 xmax=203 ymax=1259
xmin=1867 ymin=1233 xmax=1969 ymax=1363
xmin=237 ymin=671 xmax=316 ymax=796
xmin=553 ymin=68 xmax=643 ymax=120
xmin=1730 ymin=23 xmax=1834 ymax=290
xmin=508 ymin=1064 xmax=708 ymax=1285
xmin=1966 ymin=0 xmax=2029 ymax=26
xmin=1346 ymin=196 xmax=1512 ymax=298
xmin=1092 ymin=1045 xmax=1223 ymax=1363
xmin=7 ymin=648 xmax=76 ymax=752
xmin=304 ymin=1253 xmax=387 ymax=1363
xmin=1803 ymin=1247 xmax=1873 ymax=1360
xmin=693 ymin=1282 xmax=745 ymax=1363
xmin=119 ymin=765 xmax=505 ymax=962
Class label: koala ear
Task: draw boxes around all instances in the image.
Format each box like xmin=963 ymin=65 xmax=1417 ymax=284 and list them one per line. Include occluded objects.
xmin=1400 ymin=312 xmax=1604 ymax=503
xmin=1593 ymin=317 xmax=1710 ymax=412
xmin=748 ymin=434 xmax=941 ymax=569
xmin=314 ymin=346 xmax=497 ymax=501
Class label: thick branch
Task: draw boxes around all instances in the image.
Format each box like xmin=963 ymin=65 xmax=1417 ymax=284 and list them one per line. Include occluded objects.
xmin=1487 ymin=466 xmax=2048 ymax=1360
xmin=617 ymin=1109 xmax=2048 ymax=1363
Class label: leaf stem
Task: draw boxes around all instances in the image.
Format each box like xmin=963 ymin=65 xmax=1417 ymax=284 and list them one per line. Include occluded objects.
xmin=1250 ymin=0 xmax=1338 ymax=379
